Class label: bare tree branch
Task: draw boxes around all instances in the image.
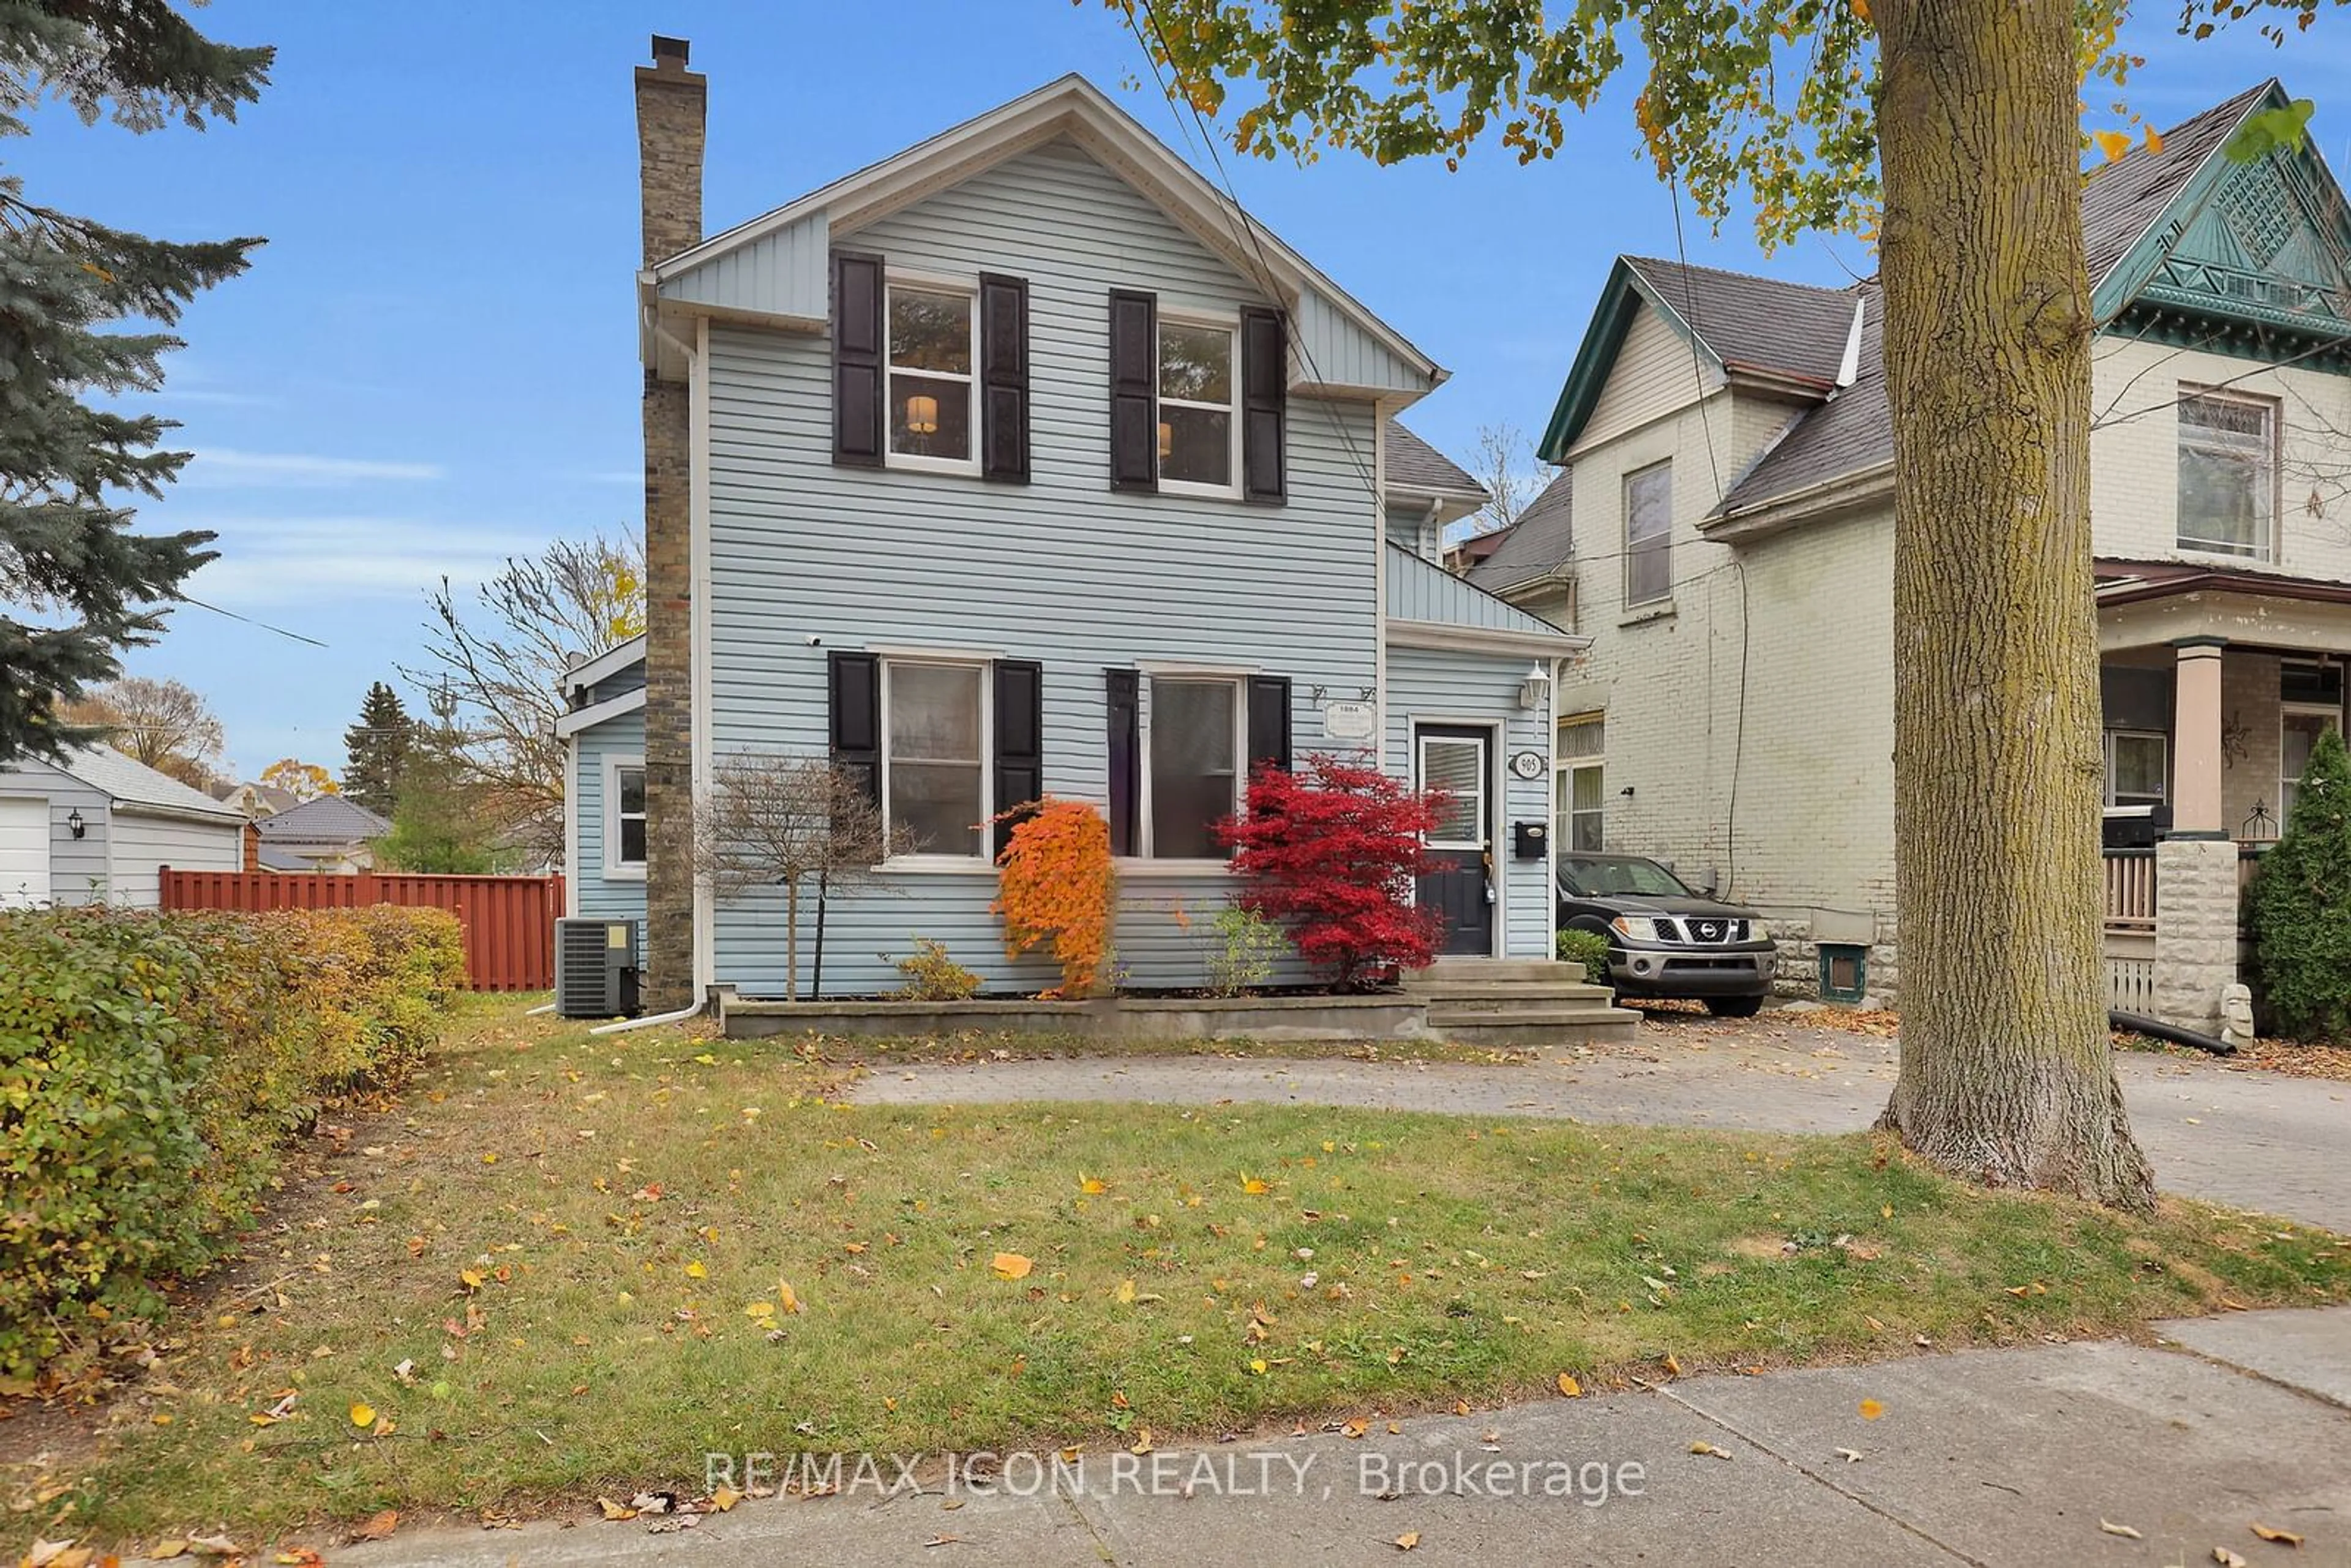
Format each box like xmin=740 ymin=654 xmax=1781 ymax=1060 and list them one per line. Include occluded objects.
xmin=397 ymin=532 xmax=645 ymax=865
xmin=1465 ymin=421 xmax=1539 ymax=538
xmin=691 ymin=753 xmax=913 ymax=1000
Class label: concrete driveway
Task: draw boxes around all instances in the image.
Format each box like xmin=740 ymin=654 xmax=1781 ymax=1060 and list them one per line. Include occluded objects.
xmin=847 ymin=1013 xmax=2351 ymax=1231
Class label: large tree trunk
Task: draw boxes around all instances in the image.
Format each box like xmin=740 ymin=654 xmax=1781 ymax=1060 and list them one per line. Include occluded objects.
xmin=1870 ymin=0 xmax=2154 ymax=1207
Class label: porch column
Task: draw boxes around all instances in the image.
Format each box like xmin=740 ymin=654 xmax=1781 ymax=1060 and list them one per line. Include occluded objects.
xmin=2170 ymin=637 xmax=2226 ymax=836
xmin=2153 ymin=636 xmax=2236 ymax=1034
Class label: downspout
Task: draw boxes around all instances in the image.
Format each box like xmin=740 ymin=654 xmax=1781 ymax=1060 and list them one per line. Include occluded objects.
xmin=592 ymin=997 xmax=707 ymax=1035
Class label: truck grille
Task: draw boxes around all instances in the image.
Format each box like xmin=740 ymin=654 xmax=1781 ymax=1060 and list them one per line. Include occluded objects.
xmin=1659 ymin=917 xmax=1747 ymax=944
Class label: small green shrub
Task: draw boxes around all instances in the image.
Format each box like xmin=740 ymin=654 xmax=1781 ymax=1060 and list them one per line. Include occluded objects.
xmin=0 ymin=904 xmax=465 ymax=1374
xmin=2249 ymin=726 xmax=2351 ymax=1039
xmin=1556 ymin=926 xmax=1613 ymax=983
xmin=1205 ymin=904 xmax=1288 ymax=997
xmin=891 ymin=937 xmax=983 ymax=1001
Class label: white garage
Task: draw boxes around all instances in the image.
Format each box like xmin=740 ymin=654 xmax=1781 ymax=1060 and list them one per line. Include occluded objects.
xmin=0 ymin=744 xmax=246 ymax=909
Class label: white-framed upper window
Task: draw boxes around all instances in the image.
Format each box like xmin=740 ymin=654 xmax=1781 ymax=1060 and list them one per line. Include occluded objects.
xmin=882 ymin=659 xmax=991 ymax=858
xmin=2101 ymin=730 xmax=2167 ymax=810
xmin=1558 ymin=713 xmax=1605 ymax=852
xmin=886 ymin=277 xmax=979 ymax=473
xmin=1624 ymin=461 xmax=1672 ymax=607
xmin=2177 ymin=389 xmax=2276 ymax=561
xmin=1157 ymin=315 xmax=1240 ymax=495
xmin=603 ymin=754 xmax=647 ymax=879
xmin=1144 ymin=674 xmax=1245 ymax=859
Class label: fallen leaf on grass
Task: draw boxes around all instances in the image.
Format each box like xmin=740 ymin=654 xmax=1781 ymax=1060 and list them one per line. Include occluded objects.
xmin=598 ymin=1497 xmax=639 ymax=1521
xmin=1556 ymin=1373 xmax=1582 ymax=1398
xmin=1079 ymin=1174 xmax=1107 ymax=1195
xmin=148 ymin=1545 xmax=189 ymax=1562
xmin=1393 ymin=1532 xmax=1421 ymax=1552
xmin=352 ymin=1508 xmax=399 ymax=1541
xmin=778 ymin=1280 xmax=804 ymax=1315
xmin=2100 ymin=1520 xmax=2143 ymax=1539
xmin=349 ymin=1401 xmax=377 ymax=1429
xmin=1130 ymin=1427 xmax=1153 ymax=1455
xmin=21 ymin=1542 xmax=85 ymax=1568
xmin=185 ymin=1538 xmax=244 ymax=1560
xmin=991 ymin=1253 xmax=1033 ymax=1281
xmin=2251 ymin=1524 xmax=2304 ymax=1547
xmin=1239 ymin=1174 xmax=1270 ymax=1195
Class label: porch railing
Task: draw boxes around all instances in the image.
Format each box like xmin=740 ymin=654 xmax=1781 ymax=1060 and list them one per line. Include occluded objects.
xmin=2102 ymin=848 xmax=2157 ymax=931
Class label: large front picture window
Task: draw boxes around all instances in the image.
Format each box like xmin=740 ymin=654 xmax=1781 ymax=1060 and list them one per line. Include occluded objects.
xmin=2177 ymin=390 xmax=2274 ymax=560
xmin=1147 ymin=677 xmax=1241 ymax=858
xmin=1158 ymin=318 xmax=1237 ymax=492
xmin=887 ymin=282 xmax=977 ymax=468
xmin=884 ymin=661 xmax=987 ymax=856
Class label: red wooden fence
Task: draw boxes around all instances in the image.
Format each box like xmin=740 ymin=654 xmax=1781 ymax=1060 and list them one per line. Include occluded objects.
xmin=159 ymin=869 xmax=565 ymax=992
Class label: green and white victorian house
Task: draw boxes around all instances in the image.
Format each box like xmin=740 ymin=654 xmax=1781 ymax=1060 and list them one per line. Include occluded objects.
xmin=1463 ymin=80 xmax=2351 ymax=1034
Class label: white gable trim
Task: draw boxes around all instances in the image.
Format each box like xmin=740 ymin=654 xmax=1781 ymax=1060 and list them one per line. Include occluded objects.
xmin=648 ymin=74 xmax=1440 ymax=392
xmin=554 ymin=686 xmax=647 ymax=739
xmin=560 ymin=634 xmax=648 ymax=697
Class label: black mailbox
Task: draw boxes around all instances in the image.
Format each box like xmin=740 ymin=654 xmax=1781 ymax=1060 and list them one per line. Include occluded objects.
xmin=1512 ymin=820 xmax=1548 ymax=861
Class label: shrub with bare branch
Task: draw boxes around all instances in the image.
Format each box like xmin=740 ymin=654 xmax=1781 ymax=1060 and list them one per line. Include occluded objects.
xmin=692 ymin=752 xmax=910 ymax=1000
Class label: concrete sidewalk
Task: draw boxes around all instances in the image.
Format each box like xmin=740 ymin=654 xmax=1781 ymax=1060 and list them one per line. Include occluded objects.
xmin=330 ymin=1307 xmax=2351 ymax=1567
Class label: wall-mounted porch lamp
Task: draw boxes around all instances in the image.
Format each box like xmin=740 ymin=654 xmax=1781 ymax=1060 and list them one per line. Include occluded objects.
xmin=1517 ymin=661 xmax=1551 ymax=713
xmin=65 ymin=808 xmax=85 ymax=839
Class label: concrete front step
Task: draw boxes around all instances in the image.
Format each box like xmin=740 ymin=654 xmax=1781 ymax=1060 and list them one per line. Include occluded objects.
xmin=1425 ymin=1003 xmax=1640 ymax=1046
xmin=1415 ymin=988 xmax=1621 ymax=1016
xmin=1403 ymin=978 xmax=1616 ymax=1002
xmin=1416 ymin=958 xmax=1589 ymax=984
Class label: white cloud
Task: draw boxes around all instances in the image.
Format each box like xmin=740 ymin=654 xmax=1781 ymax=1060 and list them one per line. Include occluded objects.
xmin=184 ymin=449 xmax=446 ymax=486
xmin=181 ymin=516 xmax=547 ymax=607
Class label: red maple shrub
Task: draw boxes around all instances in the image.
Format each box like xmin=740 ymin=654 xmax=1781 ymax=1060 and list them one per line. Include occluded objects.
xmin=1219 ymin=754 xmax=1446 ymax=990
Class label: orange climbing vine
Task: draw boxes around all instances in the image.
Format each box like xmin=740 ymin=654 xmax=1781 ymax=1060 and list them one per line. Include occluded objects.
xmin=992 ymin=797 xmax=1117 ymax=998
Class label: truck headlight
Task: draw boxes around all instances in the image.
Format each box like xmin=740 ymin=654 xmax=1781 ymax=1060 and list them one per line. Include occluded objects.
xmin=1610 ymin=915 xmax=1659 ymax=942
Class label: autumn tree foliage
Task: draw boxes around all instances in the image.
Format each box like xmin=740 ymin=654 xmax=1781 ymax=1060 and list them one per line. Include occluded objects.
xmin=1221 ymin=756 xmax=1443 ymax=991
xmin=994 ymin=797 xmax=1116 ymax=999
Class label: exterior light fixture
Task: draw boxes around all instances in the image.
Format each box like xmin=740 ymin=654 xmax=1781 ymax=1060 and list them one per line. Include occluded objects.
xmin=1517 ymin=660 xmax=1551 ymax=713
xmin=904 ymin=394 xmax=939 ymax=437
xmin=65 ymin=808 xmax=85 ymax=839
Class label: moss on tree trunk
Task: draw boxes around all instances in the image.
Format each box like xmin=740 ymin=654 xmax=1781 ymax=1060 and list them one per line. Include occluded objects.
xmin=1871 ymin=0 xmax=2154 ymax=1208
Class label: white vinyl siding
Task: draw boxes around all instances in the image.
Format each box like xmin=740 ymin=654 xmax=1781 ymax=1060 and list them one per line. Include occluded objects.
xmin=703 ymin=137 xmax=1377 ymax=996
xmin=106 ymin=809 xmax=241 ymax=907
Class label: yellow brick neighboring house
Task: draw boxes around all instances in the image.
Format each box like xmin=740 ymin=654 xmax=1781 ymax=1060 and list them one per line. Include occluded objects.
xmin=1475 ymin=80 xmax=2351 ymax=1033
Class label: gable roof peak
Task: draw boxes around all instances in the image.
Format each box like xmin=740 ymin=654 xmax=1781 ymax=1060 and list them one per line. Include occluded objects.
xmin=647 ymin=71 xmax=1440 ymax=392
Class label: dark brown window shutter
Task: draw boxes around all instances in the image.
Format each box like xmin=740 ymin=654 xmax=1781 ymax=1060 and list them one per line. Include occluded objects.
xmin=1241 ymin=307 xmax=1287 ymax=503
xmin=1104 ymin=667 xmax=1141 ymax=855
xmin=980 ymin=273 xmax=1030 ymax=483
xmin=992 ymin=659 xmax=1043 ymax=857
xmin=1108 ymin=288 xmax=1158 ymax=492
xmin=828 ymin=651 xmax=882 ymax=805
xmin=832 ymin=250 xmax=885 ymax=467
xmin=1247 ymin=675 xmax=1292 ymax=777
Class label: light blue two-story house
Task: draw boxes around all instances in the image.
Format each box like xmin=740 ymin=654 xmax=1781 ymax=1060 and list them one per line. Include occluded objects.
xmin=564 ymin=39 xmax=1583 ymax=1007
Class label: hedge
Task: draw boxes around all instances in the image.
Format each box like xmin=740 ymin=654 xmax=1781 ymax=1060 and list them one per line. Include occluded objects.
xmin=0 ymin=904 xmax=466 ymax=1375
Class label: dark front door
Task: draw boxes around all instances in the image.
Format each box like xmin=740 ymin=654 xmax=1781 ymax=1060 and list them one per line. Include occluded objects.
xmin=1415 ymin=726 xmax=1494 ymax=957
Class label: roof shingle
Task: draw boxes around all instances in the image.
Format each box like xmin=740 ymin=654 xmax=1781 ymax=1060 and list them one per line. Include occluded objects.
xmin=1383 ymin=420 xmax=1486 ymax=498
xmin=1466 ymin=471 xmax=1575 ymax=594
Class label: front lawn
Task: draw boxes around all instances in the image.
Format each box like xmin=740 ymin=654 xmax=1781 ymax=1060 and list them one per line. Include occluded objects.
xmin=28 ymin=999 xmax=2350 ymax=1550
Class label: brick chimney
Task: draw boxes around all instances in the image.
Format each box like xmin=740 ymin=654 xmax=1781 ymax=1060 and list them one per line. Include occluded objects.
xmin=636 ymin=34 xmax=705 ymax=1010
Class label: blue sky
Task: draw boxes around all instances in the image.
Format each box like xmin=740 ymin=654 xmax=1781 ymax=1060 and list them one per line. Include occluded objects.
xmin=21 ymin=2 xmax=2346 ymax=779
